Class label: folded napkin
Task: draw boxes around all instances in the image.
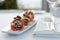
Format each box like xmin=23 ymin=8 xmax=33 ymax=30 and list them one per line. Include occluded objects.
xmin=33 ymin=20 xmax=53 ymax=35
xmin=33 ymin=17 xmax=60 ymax=36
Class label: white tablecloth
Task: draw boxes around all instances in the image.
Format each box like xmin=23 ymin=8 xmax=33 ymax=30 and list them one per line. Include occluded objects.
xmin=0 ymin=10 xmax=60 ymax=40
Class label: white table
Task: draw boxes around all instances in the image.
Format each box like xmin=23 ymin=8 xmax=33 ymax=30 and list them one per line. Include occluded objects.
xmin=0 ymin=10 xmax=60 ymax=40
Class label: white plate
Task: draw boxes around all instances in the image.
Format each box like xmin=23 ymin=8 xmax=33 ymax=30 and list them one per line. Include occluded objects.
xmin=1 ymin=20 xmax=37 ymax=35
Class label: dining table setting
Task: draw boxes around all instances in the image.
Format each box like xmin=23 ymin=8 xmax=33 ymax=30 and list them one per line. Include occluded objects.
xmin=0 ymin=10 xmax=60 ymax=40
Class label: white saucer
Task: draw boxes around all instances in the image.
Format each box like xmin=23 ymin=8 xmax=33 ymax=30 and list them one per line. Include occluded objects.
xmin=1 ymin=20 xmax=37 ymax=35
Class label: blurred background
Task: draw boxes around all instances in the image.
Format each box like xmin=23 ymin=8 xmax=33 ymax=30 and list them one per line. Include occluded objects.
xmin=0 ymin=0 xmax=49 ymax=12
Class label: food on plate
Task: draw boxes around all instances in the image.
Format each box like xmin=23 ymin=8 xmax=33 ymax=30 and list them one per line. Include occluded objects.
xmin=23 ymin=11 xmax=34 ymax=21
xmin=10 ymin=11 xmax=35 ymax=31
xmin=23 ymin=11 xmax=28 ymax=18
xmin=23 ymin=18 xmax=30 ymax=26
xmin=28 ymin=11 xmax=34 ymax=21
xmin=11 ymin=16 xmax=24 ymax=31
